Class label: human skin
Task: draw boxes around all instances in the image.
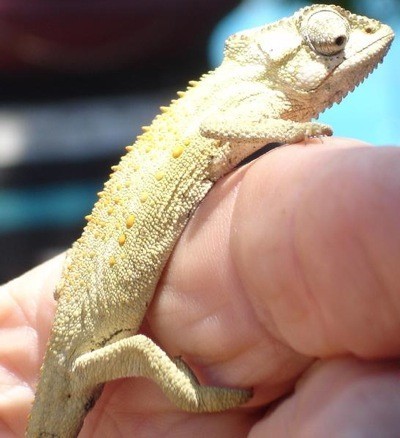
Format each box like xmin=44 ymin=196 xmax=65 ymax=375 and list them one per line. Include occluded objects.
xmin=1 ymin=138 xmax=400 ymax=437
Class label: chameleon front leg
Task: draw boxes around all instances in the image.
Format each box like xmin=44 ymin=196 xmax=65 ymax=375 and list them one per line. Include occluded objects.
xmin=201 ymin=116 xmax=332 ymax=144
xmin=73 ymin=334 xmax=251 ymax=412
xmin=199 ymin=95 xmax=332 ymax=168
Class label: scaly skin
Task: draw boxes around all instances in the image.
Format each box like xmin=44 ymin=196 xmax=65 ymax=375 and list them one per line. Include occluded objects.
xmin=27 ymin=4 xmax=394 ymax=437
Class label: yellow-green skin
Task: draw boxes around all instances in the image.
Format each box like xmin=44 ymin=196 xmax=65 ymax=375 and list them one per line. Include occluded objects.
xmin=27 ymin=4 xmax=393 ymax=437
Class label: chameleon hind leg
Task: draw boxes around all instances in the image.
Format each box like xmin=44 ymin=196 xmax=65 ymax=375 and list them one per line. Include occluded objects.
xmin=73 ymin=334 xmax=251 ymax=412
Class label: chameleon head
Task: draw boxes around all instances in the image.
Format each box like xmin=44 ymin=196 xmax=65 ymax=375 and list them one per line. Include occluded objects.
xmin=224 ymin=4 xmax=394 ymax=120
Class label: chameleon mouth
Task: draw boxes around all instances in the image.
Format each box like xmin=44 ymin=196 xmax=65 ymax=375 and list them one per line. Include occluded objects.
xmin=318 ymin=30 xmax=394 ymax=114
xmin=338 ymin=30 xmax=394 ymax=80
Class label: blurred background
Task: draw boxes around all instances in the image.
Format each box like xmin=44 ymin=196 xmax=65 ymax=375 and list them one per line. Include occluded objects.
xmin=0 ymin=0 xmax=398 ymax=283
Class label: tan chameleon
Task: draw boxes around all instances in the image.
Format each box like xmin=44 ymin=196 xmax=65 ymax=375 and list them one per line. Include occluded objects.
xmin=27 ymin=4 xmax=394 ymax=437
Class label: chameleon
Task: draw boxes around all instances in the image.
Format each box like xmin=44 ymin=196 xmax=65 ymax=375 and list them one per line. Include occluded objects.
xmin=27 ymin=4 xmax=394 ymax=437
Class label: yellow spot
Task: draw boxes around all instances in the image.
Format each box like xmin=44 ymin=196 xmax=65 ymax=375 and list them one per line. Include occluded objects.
xmin=184 ymin=139 xmax=190 ymax=146
xmin=145 ymin=145 xmax=152 ymax=153
xmin=177 ymin=91 xmax=185 ymax=97
xmin=189 ymin=80 xmax=198 ymax=87
xmin=118 ymin=234 xmax=126 ymax=246
xmin=97 ymin=191 xmax=104 ymax=198
xmin=155 ymin=170 xmax=164 ymax=181
xmin=171 ymin=99 xmax=177 ymax=103
xmin=172 ymin=145 xmax=184 ymax=158
xmin=142 ymin=126 xmax=150 ymax=132
xmin=160 ymin=106 xmax=168 ymax=113
xmin=139 ymin=191 xmax=148 ymax=203
xmin=111 ymin=165 xmax=119 ymax=171
xmin=85 ymin=215 xmax=92 ymax=221
xmin=125 ymin=145 xmax=133 ymax=152
xmin=126 ymin=214 xmax=135 ymax=228
xmin=107 ymin=207 xmax=114 ymax=215
xmin=109 ymin=256 xmax=116 ymax=266
xmin=125 ymin=181 xmax=131 ymax=188
xmin=133 ymin=164 xmax=140 ymax=171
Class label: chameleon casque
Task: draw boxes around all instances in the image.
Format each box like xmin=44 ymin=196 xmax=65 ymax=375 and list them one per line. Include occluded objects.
xmin=27 ymin=4 xmax=394 ymax=437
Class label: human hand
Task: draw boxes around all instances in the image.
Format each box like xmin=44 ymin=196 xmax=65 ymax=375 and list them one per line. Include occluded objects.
xmin=1 ymin=138 xmax=400 ymax=437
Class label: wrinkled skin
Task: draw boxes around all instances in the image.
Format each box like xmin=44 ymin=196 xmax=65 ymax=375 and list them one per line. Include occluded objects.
xmin=1 ymin=138 xmax=400 ymax=437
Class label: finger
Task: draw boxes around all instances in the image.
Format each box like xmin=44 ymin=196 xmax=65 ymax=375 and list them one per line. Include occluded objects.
xmin=152 ymin=139 xmax=400 ymax=407
xmin=232 ymin=139 xmax=400 ymax=359
xmin=249 ymin=358 xmax=400 ymax=436
xmin=0 ymin=255 xmax=63 ymax=375
xmin=81 ymin=378 xmax=257 ymax=438
xmin=0 ymin=255 xmax=64 ymax=437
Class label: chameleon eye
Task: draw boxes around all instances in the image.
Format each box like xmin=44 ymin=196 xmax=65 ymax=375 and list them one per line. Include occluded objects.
xmin=303 ymin=10 xmax=350 ymax=56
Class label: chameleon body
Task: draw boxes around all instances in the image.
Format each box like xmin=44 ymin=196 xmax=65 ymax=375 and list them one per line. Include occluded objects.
xmin=27 ymin=5 xmax=394 ymax=437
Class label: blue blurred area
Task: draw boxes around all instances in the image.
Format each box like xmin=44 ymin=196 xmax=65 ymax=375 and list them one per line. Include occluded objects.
xmin=0 ymin=182 xmax=98 ymax=233
xmin=208 ymin=0 xmax=400 ymax=145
